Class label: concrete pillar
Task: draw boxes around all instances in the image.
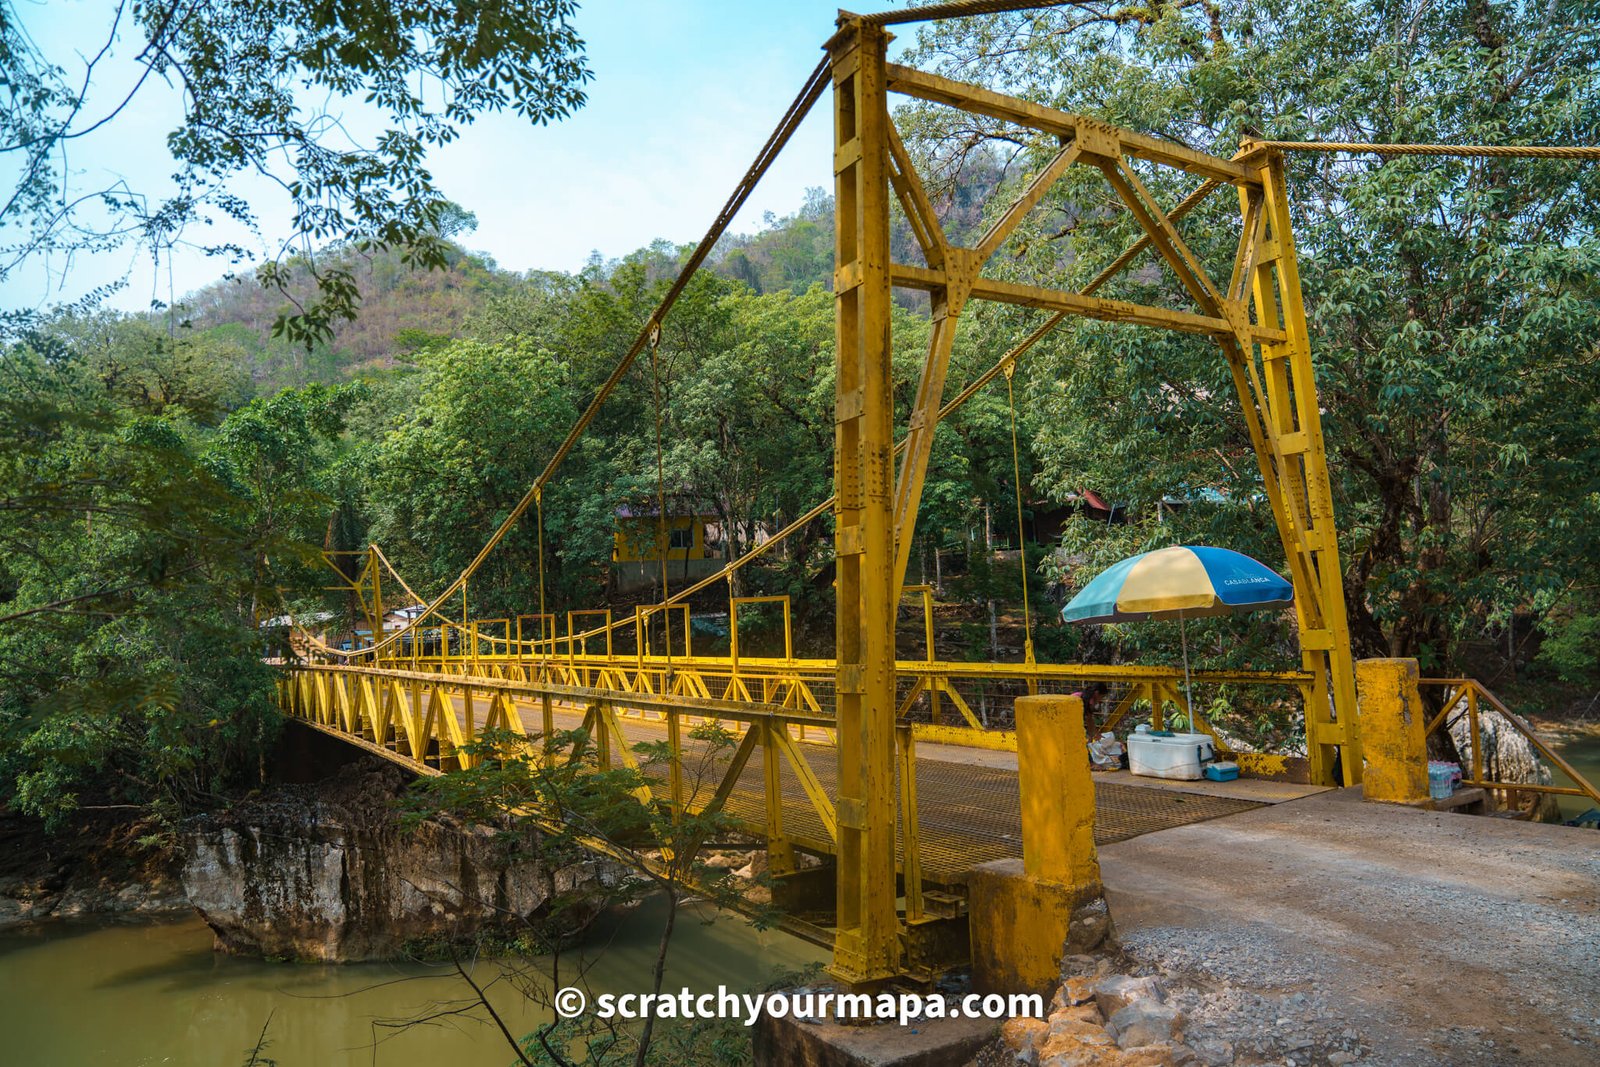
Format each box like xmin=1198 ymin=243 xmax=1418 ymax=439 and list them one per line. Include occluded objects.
xmin=1356 ymin=658 xmax=1429 ymax=803
xmin=1015 ymin=694 xmax=1102 ymax=885
xmin=967 ymin=694 xmax=1110 ymax=996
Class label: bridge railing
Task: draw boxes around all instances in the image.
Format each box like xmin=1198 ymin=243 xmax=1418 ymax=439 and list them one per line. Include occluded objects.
xmin=1418 ymin=677 xmax=1600 ymax=808
xmin=366 ymin=595 xmax=1313 ymax=745
xmin=278 ymin=662 xmax=931 ymax=920
xmin=352 ymin=645 xmax=1315 ymax=773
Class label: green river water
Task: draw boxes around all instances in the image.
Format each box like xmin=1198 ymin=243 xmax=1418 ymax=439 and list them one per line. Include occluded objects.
xmin=0 ymin=897 xmax=826 ymax=1067
xmin=1553 ymin=731 xmax=1600 ymax=820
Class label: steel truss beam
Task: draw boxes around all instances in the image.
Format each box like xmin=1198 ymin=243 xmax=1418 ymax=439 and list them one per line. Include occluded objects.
xmin=826 ymin=13 xmax=1363 ymax=984
xmin=828 ymin=20 xmax=902 ymax=986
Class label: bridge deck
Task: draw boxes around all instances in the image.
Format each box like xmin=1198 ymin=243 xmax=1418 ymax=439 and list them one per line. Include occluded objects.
xmin=500 ymin=697 xmax=1264 ymax=885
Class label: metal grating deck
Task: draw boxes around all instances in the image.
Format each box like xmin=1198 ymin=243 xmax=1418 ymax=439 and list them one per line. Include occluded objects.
xmin=513 ymin=701 xmax=1262 ymax=886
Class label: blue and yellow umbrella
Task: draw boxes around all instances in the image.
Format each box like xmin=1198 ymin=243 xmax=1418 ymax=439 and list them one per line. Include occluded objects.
xmin=1062 ymin=545 xmax=1293 ymax=710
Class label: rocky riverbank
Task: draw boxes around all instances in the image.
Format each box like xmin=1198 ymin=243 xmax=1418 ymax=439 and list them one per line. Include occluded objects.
xmin=4 ymin=755 xmax=625 ymax=963
xmin=0 ymin=809 xmax=188 ymax=927
xmin=181 ymin=761 xmax=624 ymax=961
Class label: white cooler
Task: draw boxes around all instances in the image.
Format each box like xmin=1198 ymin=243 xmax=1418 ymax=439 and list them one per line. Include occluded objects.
xmin=1126 ymin=731 xmax=1215 ymax=780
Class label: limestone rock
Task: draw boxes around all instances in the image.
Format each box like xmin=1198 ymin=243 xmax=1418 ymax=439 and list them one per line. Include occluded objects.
xmin=1054 ymin=1003 xmax=1105 ymax=1026
xmin=733 ymin=850 xmax=769 ymax=880
xmin=1447 ymin=710 xmax=1560 ymax=819
xmin=1064 ymin=896 xmax=1117 ymax=956
xmin=1093 ymin=975 xmax=1168 ymax=1019
xmin=1062 ymin=976 xmax=1098 ymax=1006
xmin=1044 ymin=1018 xmax=1115 ymax=1047
xmin=1107 ymin=1000 xmax=1184 ymax=1049
xmin=181 ymin=764 xmax=618 ymax=961
xmin=1003 ymin=1016 xmax=1050 ymax=1053
xmin=1038 ymin=1036 xmax=1123 ymax=1067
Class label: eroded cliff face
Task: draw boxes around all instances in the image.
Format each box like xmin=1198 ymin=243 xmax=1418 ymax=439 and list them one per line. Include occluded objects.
xmin=181 ymin=763 xmax=615 ymax=961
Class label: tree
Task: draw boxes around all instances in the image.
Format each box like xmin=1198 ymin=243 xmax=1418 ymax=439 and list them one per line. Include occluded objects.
xmin=369 ymin=337 xmax=590 ymax=614
xmin=0 ymin=0 xmax=590 ymax=344
xmin=401 ymin=723 xmax=776 ymax=1067
xmin=0 ymin=321 xmax=358 ymax=824
xmin=901 ymin=0 xmax=1600 ymax=675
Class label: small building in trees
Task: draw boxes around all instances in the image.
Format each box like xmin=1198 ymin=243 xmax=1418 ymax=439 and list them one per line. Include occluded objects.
xmin=612 ymin=502 xmax=724 ymax=593
xmin=1028 ymin=490 xmax=1127 ymax=543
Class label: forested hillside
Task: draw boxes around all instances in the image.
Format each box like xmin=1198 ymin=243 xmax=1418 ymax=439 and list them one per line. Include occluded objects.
xmin=175 ymin=157 xmax=1015 ymax=393
xmin=175 ymin=196 xmax=858 ymax=391
xmin=178 ymin=242 xmax=516 ymax=390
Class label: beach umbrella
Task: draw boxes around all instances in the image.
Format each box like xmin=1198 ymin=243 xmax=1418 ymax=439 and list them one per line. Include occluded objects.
xmin=1062 ymin=545 xmax=1294 ymax=715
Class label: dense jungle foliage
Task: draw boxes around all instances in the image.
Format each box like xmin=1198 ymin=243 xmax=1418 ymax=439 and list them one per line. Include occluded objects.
xmin=4 ymin=0 xmax=1599 ymax=828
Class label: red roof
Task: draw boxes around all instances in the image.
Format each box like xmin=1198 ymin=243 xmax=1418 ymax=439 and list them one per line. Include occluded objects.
xmin=1081 ymin=489 xmax=1111 ymax=512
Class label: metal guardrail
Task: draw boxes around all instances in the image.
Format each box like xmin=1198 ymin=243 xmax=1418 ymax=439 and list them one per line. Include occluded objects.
xmin=325 ymin=591 xmax=1317 ymax=770
xmin=370 ymin=647 xmax=1312 ymax=760
xmin=1418 ymin=677 xmax=1600 ymax=808
xmin=277 ymin=663 xmax=926 ymax=913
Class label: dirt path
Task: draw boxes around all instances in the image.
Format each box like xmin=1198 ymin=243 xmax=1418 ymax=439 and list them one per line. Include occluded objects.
xmin=1099 ymin=788 xmax=1600 ymax=1066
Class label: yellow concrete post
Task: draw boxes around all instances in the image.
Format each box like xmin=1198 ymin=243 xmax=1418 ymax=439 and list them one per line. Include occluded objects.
xmin=966 ymin=693 xmax=1108 ymax=997
xmin=1014 ymin=694 xmax=1102 ymax=886
xmin=1356 ymin=658 xmax=1429 ymax=803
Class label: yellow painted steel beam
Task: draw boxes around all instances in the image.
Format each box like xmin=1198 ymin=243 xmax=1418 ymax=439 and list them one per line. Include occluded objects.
xmin=891 ymin=251 xmax=976 ymax=596
xmin=910 ymin=721 xmax=1018 ymax=751
xmin=895 ymin=723 xmax=925 ymax=922
xmin=885 ymin=117 xmax=949 ymax=271
xmin=730 ymin=595 xmax=794 ymax=670
xmin=888 ymin=140 xmax=1086 ymax=597
xmin=768 ymin=725 xmax=839 ymax=841
xmin=889 ymin=263 xmax=1288 ymax=341
xmin=828 ymin=17 xmax=902 ymax=986
xmin=883 ymin=64 xmax=1254 ymax=185
xmin=761 ymin=722 xmax=798 ymax=873
xmin=1234 ymin=151 xmax=1363 ymax=785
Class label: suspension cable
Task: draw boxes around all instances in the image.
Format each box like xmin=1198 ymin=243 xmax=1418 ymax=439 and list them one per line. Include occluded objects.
xmin=648 ymin=324 xmax=674 ymax=671
xmin=535 ymin=488 xmax=548 ymax=669
xmin=299 ymin=53 xmax=832 ymax=662
xmin=862 ymin=0 xmax=1083 ymax=26
xmin=1004 ymin=364 xmax=1034 ymax=665
xmin=1243 ymin=140 xmax=1600 ymax=160
xmin=369 ymin=544 xmax=426 ymax=609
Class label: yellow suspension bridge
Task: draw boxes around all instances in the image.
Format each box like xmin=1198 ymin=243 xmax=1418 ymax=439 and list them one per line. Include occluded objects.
xmin=281 ymin=3 xmax=1600 ymax=993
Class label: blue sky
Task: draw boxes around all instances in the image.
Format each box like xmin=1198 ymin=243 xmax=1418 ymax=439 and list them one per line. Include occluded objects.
xmin=3 ymin=1 xmax=917 ymax=314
